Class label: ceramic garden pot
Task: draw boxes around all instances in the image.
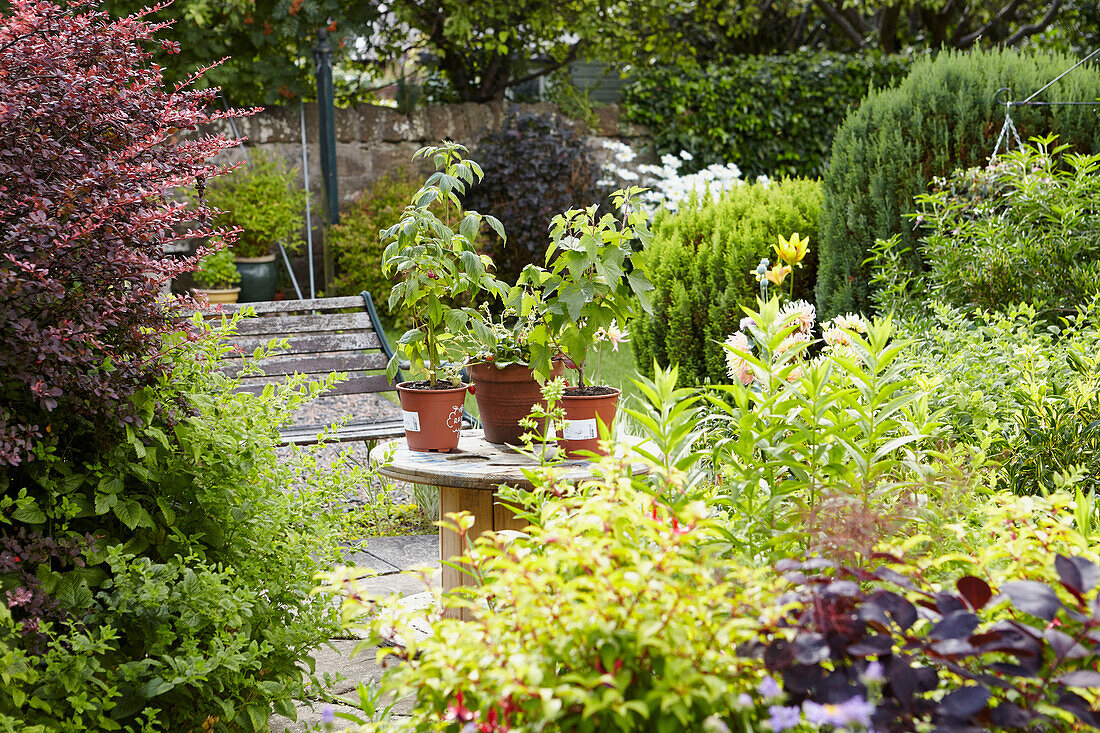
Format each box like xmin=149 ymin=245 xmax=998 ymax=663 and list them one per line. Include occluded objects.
xmin=467 ymin=360 xmax=565 ymax=444
xmin=235 ymin=253 xmax=278 ymax=302
xmin=396 ymin=382 xmax=469 ymax=452
xmin=193 ymin=287 xmax=241 ymax=304
xmin=559 ymin=387 xmax=621 ymax=458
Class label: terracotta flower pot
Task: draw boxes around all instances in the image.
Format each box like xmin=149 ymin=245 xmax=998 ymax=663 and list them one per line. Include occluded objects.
xmin=193 ymin=287 xmax=241 ymax=304
xmin=467 ymin=360 xmax=565 ymax=444
xmin=560 ymin=387 xmax=621 ymax=458
xmin=397 ymin=382 xmax=468 ymax=452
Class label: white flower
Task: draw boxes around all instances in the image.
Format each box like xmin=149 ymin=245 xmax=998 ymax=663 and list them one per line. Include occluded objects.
xmin=780 ymin=300 xmax=816 ymax=334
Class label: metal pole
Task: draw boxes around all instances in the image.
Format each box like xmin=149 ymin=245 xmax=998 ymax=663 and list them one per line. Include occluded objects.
xmin=314 ymin=28 xmax=339 ymax=290
xmin=299 ymin=102 xmax=316 ymax=299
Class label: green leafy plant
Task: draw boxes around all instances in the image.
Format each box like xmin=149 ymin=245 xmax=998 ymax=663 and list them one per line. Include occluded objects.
xmin=0 ymin=313 xmax=365 ymax=730
xmin=381 ymin=142 xmax=506 ymax=386
xmin=205 ymin=149 xmax=306 ymax=259
xmin=622 ymin=50 xmax=913 ymax=180
xmin=327 ymin=170 xmax=421 ymax=325
xmin=518 ymin=187 xmax=655 ymax=386
xmin=192 ymin=248 xmax=241 ymax=290
xmin=632 ymin=176 xmax=821 ymax=386
xmin=895 ymin=300 xmax=1100 ymax=495
xmin=709 ymin=297 xmax=982 ymax=562
xmin=322 ymin=455 xmax=778 ymax=732
xmin=817 ymin=46 xmax=1100 ymax=318
xmin=905 ymin=136 xmax=1100 ymax=312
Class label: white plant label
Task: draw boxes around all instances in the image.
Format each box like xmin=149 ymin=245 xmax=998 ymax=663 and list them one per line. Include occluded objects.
xmin=402 ymin=410 xmax=421 ymax=432
xmin=562 ymin=418 xmax=597 ymax=441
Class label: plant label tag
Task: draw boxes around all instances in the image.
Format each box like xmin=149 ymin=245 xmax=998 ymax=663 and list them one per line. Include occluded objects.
xmin=402 ymin=410 xmax=421 ymax=432
xmin=562 ymin=418 xmax=597 ymax=441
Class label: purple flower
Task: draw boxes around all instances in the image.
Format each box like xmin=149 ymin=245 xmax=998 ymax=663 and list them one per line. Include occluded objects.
xmin=802 ymin=696 xmax=874 ymax=727
xmin=757 ymin=675 xmax=782 ymax=699
xmin=736 ymin=692 xmax=753 ymax=708
xmin=319 ymin=704 xmax=336 ymax=725
xmin=862 ymin=660 xmax=885 ymax=683
xmin=739 ymin=316 xmax=757 ymax=331
xmin=766 ymin=705 xmax=802 ymax=731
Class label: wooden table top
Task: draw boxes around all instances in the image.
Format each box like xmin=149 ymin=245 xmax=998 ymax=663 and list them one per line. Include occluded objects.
xmin=373 ymin=430 xmax=649 ymax=491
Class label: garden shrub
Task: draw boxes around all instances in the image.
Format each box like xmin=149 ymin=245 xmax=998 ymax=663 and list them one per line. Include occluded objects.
xmin=0 ymin=3 xmax=355 ymax=729
xmin=0 ymin=0 xmax=236 ymax=467
xmin=897 ymin=300 xmax=1100 ymax=495
xmin=761 ymin=545 xmax=1100 ymax=731
xmin=817 ymin=47 xmax=1100 ymax=319
xmin=632 ymin=178 xmax=821 ymax=386
xmin=621 ymin=51 xmax=913 ymax=180
xmin=463 ymin=109 xmax=599 ymax=283
xmin=329 ymin=459 xmax=781 ymax=732
xmin=328 ymin=171 xmax=421 ymax=324
xmin=1 ymin=317 xmax=359 ymax=730
xmin=897 ymin=137 xmax=1100 ymax=312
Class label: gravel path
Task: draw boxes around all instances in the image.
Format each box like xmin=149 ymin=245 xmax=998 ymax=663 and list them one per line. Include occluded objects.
xmin=275 ymin=393 xmax=422 ymax=508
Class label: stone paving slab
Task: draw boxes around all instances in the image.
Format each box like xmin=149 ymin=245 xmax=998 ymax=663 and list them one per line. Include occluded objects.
xmin=355 ymin=534 xmax=438 ymax=571
xmin=271 ymin=537 xmax=442 ymax=732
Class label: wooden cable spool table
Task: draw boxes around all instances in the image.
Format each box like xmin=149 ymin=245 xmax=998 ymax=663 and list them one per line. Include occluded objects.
xmin=374 ymin=430 xmax=649 ymax=618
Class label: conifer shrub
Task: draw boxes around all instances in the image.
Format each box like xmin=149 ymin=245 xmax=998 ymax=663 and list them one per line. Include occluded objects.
xmin=632 ymin=178 xmax=821 ymax=385
xmin=817 ymin=48 xmax=1100 ymax=319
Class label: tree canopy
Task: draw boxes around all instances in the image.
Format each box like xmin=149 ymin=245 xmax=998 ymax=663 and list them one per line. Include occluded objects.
xmin=87 ymin=0 xmax=1086 ymax=105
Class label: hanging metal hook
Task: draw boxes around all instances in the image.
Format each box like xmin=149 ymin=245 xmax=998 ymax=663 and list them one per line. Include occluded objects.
xmin=994 ymin=87 xmax=1014 ymax=107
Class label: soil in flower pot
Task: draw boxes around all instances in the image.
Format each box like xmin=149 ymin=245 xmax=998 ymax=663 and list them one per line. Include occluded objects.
xmin=468 ymin=361 xmax=565 ymax=445
xmin=560 ymin=386 xmax=620 ymax=458
xmin=397 ymin=381 xmax=469 ymax=452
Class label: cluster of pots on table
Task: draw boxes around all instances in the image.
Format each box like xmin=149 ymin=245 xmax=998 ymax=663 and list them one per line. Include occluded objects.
xmin=397 ymin=362 xmax=619 ymax=458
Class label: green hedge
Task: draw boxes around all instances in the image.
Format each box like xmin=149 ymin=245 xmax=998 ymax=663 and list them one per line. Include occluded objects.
xmin=621 ymin=51 xmax=913 ymax=179
xmin=817 ymin=47 xmax=1100 ymax=319
xmin=632 ymin=178 xmax=822 ymax=386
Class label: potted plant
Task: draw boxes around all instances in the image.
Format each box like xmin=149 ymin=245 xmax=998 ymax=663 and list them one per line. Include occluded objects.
xmin=462 ymin=301 xmax=565 ymax=445
xmin=204 ymin=150 xmax=305 ymax=302
xmin=191 ymin=248 xmax=241 ymax=303
xmin=382 ymin=142 xmax=507 ymax=452
xmin=520 ymin=187 xmax=655 ymax=457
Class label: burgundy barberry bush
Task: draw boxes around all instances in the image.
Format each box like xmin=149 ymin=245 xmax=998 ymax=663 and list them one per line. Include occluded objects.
xmin=0 ymin=0 xmax=249 ymax=465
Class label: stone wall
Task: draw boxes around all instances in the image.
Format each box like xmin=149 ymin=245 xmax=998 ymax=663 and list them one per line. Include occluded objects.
xmin=209 ymin=101 xmax=651 ymax=208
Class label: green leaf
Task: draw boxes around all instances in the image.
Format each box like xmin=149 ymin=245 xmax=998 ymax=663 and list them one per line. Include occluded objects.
xmin=11 ymin=502 xmax=45 ymax=524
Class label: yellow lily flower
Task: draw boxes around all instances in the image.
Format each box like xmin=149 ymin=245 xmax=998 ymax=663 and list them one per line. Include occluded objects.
xmin=774 ymin=233 xmax=809 ymax=267
xmin=765 ymin=263 xmax=791 ymax=286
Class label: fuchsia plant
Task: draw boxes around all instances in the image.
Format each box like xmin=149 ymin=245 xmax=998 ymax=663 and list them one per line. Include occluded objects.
xmin=0 ymin=0 xmax=250 ymax=466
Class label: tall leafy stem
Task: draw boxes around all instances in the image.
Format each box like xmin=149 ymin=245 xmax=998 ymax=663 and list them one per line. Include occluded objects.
xmin=381 ymin=142 xmax=506 ymax=385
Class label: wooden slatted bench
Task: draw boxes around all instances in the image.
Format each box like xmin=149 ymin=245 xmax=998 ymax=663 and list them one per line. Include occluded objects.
xmin=204 ymin=292 xmax=410 ymax=447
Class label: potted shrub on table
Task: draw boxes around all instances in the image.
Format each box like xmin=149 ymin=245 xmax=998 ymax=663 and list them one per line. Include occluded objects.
xmin=462 ymin=302 xmax=565 ymax=445
xmin=382 ymin=142 xmax=507 ymax=452
xmin=521 ymin=187 xmax=655 ymax=457
xmin=191 ymin=248 xmax=241 ymax=303
xmin=204 ymin=150 xmax=305 ymax=302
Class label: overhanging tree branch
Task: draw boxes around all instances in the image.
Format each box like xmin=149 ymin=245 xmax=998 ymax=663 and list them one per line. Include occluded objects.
xmin=1001 ymin=0 xmax=1063 ymax=46
xmin=812 ymin=0 xmax=869 ymax=49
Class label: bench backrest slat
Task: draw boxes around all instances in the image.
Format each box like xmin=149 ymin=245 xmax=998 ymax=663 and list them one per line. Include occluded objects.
xmin=235 ymin=373 xmax=393 ymax=396
xmin=196 ymin=294 xmax=399 ymax=398
xmin=220 ymin=352 xmax=389 ymax=378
